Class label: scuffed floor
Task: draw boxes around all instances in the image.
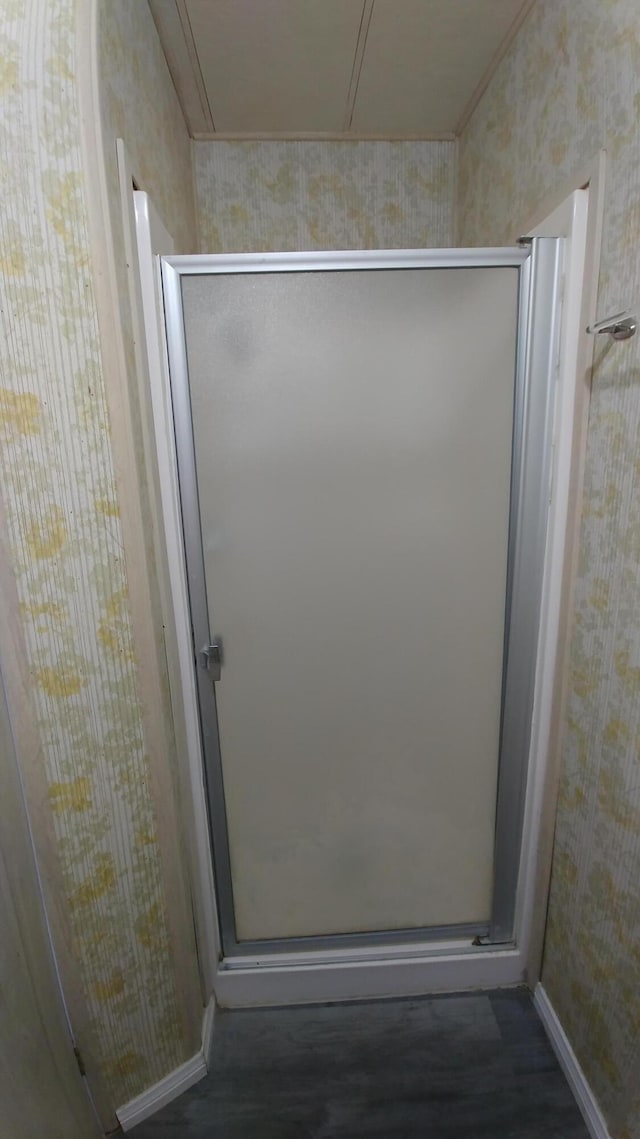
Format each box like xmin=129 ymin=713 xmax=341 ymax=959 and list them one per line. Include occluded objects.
xmin=131 ymin=988 xmax=588 ymax=1138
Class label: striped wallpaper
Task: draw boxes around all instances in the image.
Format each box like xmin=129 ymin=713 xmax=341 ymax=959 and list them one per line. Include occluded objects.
xmin=194 ymin=139 xmax=456 ymax=252
xmin=459 ymin=1 xmax=640 ymax=1136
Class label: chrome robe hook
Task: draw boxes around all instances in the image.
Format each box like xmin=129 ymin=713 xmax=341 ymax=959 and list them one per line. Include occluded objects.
xmin=586 ymin=311 xmax=637 ymax=340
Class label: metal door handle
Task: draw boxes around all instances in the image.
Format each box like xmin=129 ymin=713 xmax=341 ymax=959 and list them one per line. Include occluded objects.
xmin=201 ymin=641 xmax=222 ymax=682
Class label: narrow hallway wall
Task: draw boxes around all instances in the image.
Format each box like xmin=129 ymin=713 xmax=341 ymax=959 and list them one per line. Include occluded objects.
xmin=458 ymin=2 xmax=640 ymax=1136
xmin=0 ymin=0 xmax=201 ymax=1110
xmin=194 ymin=140 xmax=455 ymax=251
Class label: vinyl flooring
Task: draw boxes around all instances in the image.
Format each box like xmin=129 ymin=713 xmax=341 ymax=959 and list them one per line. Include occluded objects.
xmin=131 ymin=987 xmax=589 ymax=1138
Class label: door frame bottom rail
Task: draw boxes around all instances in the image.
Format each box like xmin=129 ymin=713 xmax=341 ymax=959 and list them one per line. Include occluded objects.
xmin=224 ymin=920 xmax=489 ymax=959
xmin=214 ymin=940 xmax=524 ymax=1008
xmin=223 ymin=931 xmax=496 ymax=970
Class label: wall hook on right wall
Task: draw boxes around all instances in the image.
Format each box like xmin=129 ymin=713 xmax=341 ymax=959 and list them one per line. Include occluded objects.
xmin=586 ymin=310 xmax=637 ymax=340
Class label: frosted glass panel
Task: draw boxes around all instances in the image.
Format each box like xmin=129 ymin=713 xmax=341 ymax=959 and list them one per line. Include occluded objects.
xmin=182 ymin=268 xmax=518 ymax=941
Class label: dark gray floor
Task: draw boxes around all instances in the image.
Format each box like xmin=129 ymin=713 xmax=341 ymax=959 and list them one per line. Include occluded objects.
xmin=131 ymin=988 xmax=588 ymax=1138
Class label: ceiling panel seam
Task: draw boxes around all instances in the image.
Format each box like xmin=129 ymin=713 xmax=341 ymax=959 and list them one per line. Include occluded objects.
xmin=177 ymin=0 xmax=216 ymax=132
xmin=343 ymin=0 xmax=375 ymax=133
xmin=154 ymin=0 xmax=537 ymax=142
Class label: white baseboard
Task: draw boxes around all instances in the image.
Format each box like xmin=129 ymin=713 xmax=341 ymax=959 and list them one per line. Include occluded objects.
xmin=116 ymin=997 xmax=216 ymax=1131
xmin=116 ymin=1051 xmax=206 ymax=1132
xmin=534 ymin=983 xmax=611 ymax=1139
xmin=215 ymin=946 xmax=526 ymax=1007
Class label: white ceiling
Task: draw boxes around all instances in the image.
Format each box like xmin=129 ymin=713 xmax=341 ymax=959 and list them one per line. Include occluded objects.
xmin=149 ymin=0 xmax=535 ymax=139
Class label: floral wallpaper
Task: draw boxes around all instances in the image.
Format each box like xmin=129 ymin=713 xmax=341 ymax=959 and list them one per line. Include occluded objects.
xmin=194 ymin=140 xmax=455 ymax=251
xmin=459 ymin=2 xmax=640 ymax=1136
xmin=0 ymin=0 xmax=199 ymax=1109
xmin=4 ymin=0 xmax=639 ymax=1127
xmin=96 ymin=0 xmax=203 ymax=1098
xmin=99 ymin=0 xmax=196 ymax=256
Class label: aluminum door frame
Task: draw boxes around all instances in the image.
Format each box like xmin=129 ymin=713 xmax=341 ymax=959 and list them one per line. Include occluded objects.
xmin=161 ymin=243 xmax=562 ymax=961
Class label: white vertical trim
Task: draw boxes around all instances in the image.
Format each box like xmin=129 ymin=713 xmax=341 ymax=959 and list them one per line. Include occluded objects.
xmin=521 ymin=156 xmax=605 ymax=984
xmin=534 ymin=985 xmax=612 ymax=1139
xmin=512 ymin=189 xmax=590 ymax=969
xmin=131 ymin=184 xmax=221 ymax=991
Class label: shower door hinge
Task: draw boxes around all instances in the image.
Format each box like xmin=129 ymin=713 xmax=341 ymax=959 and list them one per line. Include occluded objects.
xmin=73 ymin=1046 xmax=86 ymax=1077
xmin=472 ymin=934 xmax=514 ymax=948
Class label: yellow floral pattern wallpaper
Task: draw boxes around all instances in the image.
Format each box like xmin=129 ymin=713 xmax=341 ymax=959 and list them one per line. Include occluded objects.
xmin=96 ymin=0 xmax=203 ymax=1096
xmin=99 ymin=0 xmax=197 ymax=255
xmin=3 ymin=0 xmax=640 ymax=1128
xmin=194 ymin=140 xmax=455 ymax=251
xmin=0 ymin=0 xmax=199 ymax=1107
xmin=459 ymin=2 xmax=640 ymax=1136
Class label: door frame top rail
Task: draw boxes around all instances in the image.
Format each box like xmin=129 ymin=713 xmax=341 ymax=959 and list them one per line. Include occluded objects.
xmin=165 ymin=247 xmax=529 ymax=275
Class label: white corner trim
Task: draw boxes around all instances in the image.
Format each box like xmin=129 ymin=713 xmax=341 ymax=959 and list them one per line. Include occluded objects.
xmin=130 ymin=183 xmax=220 ymax=995
xmin=533 ymin=984 xmax=612 ymax=1139
xmin=201 ymin=994 xmax=216 ymax=1065
xmin=116 ymin=998 xmax=215 ymax=1131
xmin=116 ymin=1052 xmax=206 ymax=1132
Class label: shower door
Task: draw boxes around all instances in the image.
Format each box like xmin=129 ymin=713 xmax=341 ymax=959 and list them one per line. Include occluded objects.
xmin=162 ymin=244 xmax=561 ymax=958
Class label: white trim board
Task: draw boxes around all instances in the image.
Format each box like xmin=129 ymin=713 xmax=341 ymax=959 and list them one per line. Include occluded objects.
xmin=534 ymin=984 xmax=612 ymax=1139
xmin=522 ymin=160 xmax=604 ymax=985
xmin=116 ymin=998 xmax=215 ymax=1132
xmin=127 ymin=174 xmax=221 ymax=997
xmin=514 ymin=188 xmax=591 ymax=976
xmin=116 ymin=1054 xmax=205 ymax=1132
xmin=215 ymin=948 xmax=525 ymax=1008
